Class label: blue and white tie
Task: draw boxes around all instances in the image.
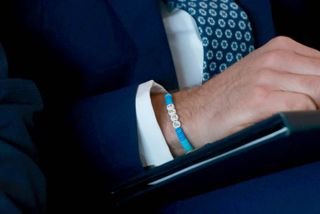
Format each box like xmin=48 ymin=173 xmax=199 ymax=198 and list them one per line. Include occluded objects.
xmin=165 ymin=0 xmax=255 ymax=82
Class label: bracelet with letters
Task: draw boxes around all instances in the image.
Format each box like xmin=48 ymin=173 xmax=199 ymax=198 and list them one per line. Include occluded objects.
xmin=164 ymin=93 xmax=193 ymax=153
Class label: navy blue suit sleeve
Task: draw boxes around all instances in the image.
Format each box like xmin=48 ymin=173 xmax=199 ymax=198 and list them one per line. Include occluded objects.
xmin=0 ymin=0 xmax=176 ymax=190
xmin=0 ymin=1 xmax=177 ymax=210
xmin=0 ymin=48 xmax=46 ymax=213
xmin=70 ymin=84 xmax=145 ymax=189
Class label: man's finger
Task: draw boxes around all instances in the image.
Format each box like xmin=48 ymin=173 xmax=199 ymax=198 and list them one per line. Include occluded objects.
xmin=260 ymin=50 xmax=320 ymax=76
xmin=261 ymin=70 xmax=320 ymax=107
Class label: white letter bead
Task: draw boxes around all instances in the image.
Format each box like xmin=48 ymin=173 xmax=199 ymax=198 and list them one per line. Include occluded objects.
xmin=172 ymin=120 xmax=181 ymax=128
xmin=167 ymin=104 xmax=175 ymax=111
xmin=168 ymin=109 xmax=176 ymax=115
xmin=170 ymin=114 xmax=179 ymax=121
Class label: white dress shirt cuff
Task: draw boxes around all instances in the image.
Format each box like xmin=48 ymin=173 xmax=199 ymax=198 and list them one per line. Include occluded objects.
xmin=136 ymin=80 xmax=174 ymax=167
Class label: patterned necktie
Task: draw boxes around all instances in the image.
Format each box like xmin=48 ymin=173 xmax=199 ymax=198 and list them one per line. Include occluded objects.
xmin=164 ymin=0 xmax=255 ymax=83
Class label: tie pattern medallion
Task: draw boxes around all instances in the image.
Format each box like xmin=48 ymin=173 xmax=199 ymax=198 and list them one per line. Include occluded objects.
xmin=165 ymin=0 xmax=255 ymax=82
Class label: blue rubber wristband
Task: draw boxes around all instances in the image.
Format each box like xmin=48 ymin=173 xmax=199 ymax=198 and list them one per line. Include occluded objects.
xmin=164 ymin=93 xmax=193 ymax=153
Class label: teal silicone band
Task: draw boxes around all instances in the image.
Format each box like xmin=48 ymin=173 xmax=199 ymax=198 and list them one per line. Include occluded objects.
xmin=164 ymin=93 xmax=193 ymax=153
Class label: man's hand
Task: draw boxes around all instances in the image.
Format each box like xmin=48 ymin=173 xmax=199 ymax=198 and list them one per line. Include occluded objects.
xmin=152 ymin=36 xmax=320 ymax=156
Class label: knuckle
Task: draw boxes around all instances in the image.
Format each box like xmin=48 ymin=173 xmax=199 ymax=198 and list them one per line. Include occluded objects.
xmin=269 ymin=36 xmax=294 ymax=48
xmin=260 ymin=50 xmax=284 ymax=67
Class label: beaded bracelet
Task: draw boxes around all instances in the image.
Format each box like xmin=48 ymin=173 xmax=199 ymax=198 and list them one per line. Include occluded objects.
xmin=164 ymin=93 xmax=193 ymax=153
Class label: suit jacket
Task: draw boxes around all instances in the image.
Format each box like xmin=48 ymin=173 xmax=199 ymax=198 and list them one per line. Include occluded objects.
xmin=1 ymin=0 xmax=320 ymax=213
xmin=0 ymin=44 xmax=45 ymax=213
xmin=0 ymin=0 xmax=281 ymax=211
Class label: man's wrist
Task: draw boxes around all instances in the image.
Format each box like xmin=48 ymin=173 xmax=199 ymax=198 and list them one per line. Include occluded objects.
xmin=151 ymin=93 xmax=183 ymax=156
xmin=151 ymin=87 xmax=201 ymax=157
